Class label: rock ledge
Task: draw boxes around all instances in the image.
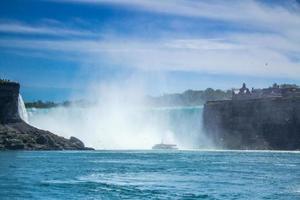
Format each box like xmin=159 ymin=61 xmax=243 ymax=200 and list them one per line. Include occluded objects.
xmin=0 ymin=80 xmax=93 ymax=150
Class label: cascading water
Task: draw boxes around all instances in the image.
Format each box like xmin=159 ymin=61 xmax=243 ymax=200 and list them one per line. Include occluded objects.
xmin=27 ymin=105 xmax=214 ymax=149
xmin=18 ymin=94 xmax=29 ymax=123
xmin=25 ymin=80 xmax=214 ymax=149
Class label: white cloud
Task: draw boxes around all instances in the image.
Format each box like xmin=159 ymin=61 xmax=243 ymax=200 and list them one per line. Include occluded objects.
xmin=51 ymin=0 xmax=300 ymax=44
xmin=1 ymin=35 xmax=299 ymax=78
xmin=0 ymin=21 xmax=96 ymax=37
xmin=52 ymin=0 xmax=300 ymax=27
xmin=1 ymin=0 xmax=300 ymax=79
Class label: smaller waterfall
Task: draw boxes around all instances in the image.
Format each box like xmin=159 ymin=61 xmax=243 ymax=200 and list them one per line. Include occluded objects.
xmin=18 ymin=94 xmax=29 ymax=123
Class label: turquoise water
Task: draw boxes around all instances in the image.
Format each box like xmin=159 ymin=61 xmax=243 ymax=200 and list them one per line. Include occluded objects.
xmin=0 ymin=150 xmax=300 ymax=199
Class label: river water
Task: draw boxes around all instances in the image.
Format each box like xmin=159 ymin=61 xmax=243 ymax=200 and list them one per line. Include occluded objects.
xmin=0 ymin=150 xmax=299 ymax=199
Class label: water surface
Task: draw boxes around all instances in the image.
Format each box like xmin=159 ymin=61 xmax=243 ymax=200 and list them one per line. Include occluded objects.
xmin=0 ymin=150 xmax=299 ymax=199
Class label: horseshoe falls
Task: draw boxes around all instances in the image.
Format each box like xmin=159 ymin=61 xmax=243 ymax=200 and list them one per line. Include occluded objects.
xmin=27 ymin=105 xmax=214 ymax=150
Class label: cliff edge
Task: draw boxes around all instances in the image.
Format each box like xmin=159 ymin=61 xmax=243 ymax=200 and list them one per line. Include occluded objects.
xmin=203 ymin=97 xmax=300 ymax=150
xmin=0 ymin=80 xmax=93 ymax=150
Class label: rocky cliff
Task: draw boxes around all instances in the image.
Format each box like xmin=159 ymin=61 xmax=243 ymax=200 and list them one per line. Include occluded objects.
xmin=203 ymin=97 xmax=300 ymax=150
xmin=0 ymin=81 xmax=93 ymax=150
xmin=0 ymin=82 xmax=21 ymax=123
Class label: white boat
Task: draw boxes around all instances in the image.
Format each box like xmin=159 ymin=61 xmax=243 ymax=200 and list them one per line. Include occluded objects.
xmin=152 ymin=142 xmax=178 ymax=150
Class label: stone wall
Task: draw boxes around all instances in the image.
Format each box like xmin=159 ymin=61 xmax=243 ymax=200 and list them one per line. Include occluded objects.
xmin=203 ymin=97 xmax=300 ymax=150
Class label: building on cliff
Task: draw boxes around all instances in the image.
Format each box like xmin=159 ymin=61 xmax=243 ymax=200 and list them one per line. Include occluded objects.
xmin=232 ymin=83 xmax=300 ymax=100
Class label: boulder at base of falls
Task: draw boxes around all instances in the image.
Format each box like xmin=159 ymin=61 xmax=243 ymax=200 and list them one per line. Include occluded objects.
xmin=0 ymin=122 xmax=93 ymax=150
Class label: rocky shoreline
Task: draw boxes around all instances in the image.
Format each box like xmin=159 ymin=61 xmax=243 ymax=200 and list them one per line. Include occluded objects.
xmin=0 ymin=81 xmax=93 ymax=151
xmin=0 ymin=122 xmax=93 ymax=150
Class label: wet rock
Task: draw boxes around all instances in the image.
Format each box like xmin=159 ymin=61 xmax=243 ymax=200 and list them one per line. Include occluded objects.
xmin=0 ymin=81 xmax=93 ymax=151
xmin=36 ymin=135 xmax=48 ymax=145
xmin=5 ymin=138 xmax=25 ymax=150
xmin=69 ymin=136 xmax=85 ymax=148
xmin=0 ymin=122 xmax=94 ymax=151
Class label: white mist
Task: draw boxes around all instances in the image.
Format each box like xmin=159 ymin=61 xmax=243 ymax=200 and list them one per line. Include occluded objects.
xmin=27 ymin=83 xmax=214 ymax=149
xmin=18 ymin=94 xmax=29 ymax=123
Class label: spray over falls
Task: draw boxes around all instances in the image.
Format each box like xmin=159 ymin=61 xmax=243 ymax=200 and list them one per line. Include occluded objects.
xmin=27 ymin=85 xmax=214 ymax=150
xmin=28 ymin=105 xmax=214 ymax=150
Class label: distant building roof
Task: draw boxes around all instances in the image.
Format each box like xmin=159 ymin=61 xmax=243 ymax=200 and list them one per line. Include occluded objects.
xmin=232 ymin=83 xmax=300 ymax=100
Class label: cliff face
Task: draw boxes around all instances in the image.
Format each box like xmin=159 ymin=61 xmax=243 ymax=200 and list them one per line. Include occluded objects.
xmin=0 ymin=82 xmax=22 ymax=123
xmin=203 ymin=97 xmax=300 ymax=150
xmin=0 ymin=81 xmax=93 ymax=150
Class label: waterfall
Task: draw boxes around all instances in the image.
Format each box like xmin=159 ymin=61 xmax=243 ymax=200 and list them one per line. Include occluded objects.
xmin=27 ymin=105 xmax=214 ymax=149
xmin=18 ymin=94 xmax=29 ymax=123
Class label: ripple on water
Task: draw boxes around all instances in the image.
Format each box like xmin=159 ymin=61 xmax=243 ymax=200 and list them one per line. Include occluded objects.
xmin=1 ymin=150 xmax=300 ymax=199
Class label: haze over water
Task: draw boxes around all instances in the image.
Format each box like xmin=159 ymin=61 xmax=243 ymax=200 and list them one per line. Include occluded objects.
xmin=27 ymin=105 xmax=212 ymax=150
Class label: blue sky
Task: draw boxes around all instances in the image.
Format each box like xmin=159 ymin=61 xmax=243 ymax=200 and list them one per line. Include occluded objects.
xmin=0 ymin=0 xmax=300 ymax=101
